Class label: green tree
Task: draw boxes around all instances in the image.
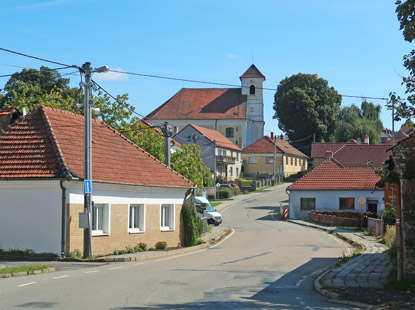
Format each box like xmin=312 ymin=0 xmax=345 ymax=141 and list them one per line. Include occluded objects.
xmin=273 ymin=73 xmax=342 ymax=155
xmin=171 ymin=144 xmax=210 ymax=188
xmin=335 ymin=101 xmax=383 ymax=143
xmin=0 ymin=66 xmax=79 ymax=112
xmin=392 ymin=1 xmax=415 ymax=119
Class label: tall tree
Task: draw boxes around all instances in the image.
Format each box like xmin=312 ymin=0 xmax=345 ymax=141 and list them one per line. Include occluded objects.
xmin=273 ymin=73 xmax=341 ymax=155
xmin=335 ymin=101 xmax=383 ymax=143
xmin=393 ymin=1 xmax=415 ymax=119
xmin=0 ymin=66 xmax=80 ymax=112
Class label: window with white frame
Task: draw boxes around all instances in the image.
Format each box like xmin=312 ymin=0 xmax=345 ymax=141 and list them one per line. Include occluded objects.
xmin=92 ymin=203 xmax=110 ymax=236
xmin=161 ymin=204 xmax=175 ymax=231
xmin=129 ymin=204 xmax=145 ymax=233
xmin=249 ymin=156 xmax=258 ymax=164
xmin=266 ymin=157 xmax=274 ymax=164
xmin=226 ymin=127 xmax=234 ymax=138
xmin=229 ymin=166 xmax=233 ymax=176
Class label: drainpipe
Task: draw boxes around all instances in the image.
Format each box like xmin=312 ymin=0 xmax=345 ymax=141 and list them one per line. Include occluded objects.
xmin=60 ymin=179 xmax=67 ymax=257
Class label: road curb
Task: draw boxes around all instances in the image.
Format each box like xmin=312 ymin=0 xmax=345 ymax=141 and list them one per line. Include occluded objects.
xmin=1 ymin=267 xmax=56 ymax=279
xmin=287 ymin=220 xmax=381 ymax=309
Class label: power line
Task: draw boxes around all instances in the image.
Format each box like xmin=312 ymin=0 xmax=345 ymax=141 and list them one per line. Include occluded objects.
xmin=109 ymin=69 xmax=389 ymax=101
xmin=288 ymin=134 xmax=314 ymax=143
xmin=0 ymin=66 xmax=76 ymax=78
xmin=0 ymin=47 xmax=77 ymax=68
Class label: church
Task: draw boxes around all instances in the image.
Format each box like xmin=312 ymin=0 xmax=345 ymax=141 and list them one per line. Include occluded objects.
xmin=147 ymin=65 xmax=265 ymax=149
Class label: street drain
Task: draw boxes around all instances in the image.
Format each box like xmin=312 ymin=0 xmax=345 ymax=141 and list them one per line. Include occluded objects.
xmin=249 ymin=288 xmax=279 ymax=294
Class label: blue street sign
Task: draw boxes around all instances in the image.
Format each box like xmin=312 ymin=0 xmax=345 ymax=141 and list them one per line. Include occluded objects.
xmin=84 ymin=180 xmax=92 ymax=194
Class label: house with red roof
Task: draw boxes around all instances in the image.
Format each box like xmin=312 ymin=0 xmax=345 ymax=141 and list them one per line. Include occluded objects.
xmin=287 ymin=144 xmax=391 ymax=219
xmin=0 ymin=106 xmax=194 ymax=256
xmin=147 ymin=65 xmax=266 ymax=149
xmin=174 ymin=124 xmax=242 ymax=181
xmin=241 ymin=133 xmax=308 ymax=178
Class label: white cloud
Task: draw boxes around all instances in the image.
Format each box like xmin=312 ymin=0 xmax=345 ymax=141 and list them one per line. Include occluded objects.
xmin=228 ymin=54 xmax=241 ymax=59
xmin=93 ymin=67 xmax=127 ymax=81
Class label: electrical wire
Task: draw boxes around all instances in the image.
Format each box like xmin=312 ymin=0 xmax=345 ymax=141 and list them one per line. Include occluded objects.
xmin=0 ymin=66 xmax=77 ymax=78
xmin=109 ymin=69 xmax=389 ymax=101
xmin=287 ymin=134 xmax=314 ymax=143
xmin=0 ymin=47 xmax=77 ymax=68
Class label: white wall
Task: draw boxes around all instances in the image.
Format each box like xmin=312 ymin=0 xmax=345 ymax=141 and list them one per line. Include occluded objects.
xmin=0 ymin=180 xmax=188 ymax=255
xmin=289 ymin=190 xmax=385 ymax=219
xmin=0 ymin=181 xmax=62 ymax=254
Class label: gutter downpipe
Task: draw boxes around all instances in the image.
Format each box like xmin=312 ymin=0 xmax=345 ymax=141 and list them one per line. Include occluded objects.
xmin=60 ymin=179 xmax=67 ymax=258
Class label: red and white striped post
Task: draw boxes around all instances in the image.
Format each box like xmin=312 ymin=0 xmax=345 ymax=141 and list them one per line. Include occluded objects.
xmin=284 ymin=207 xmax=288 ymax=220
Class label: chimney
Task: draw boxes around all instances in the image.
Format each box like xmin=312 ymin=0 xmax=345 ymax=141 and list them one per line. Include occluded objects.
xmin=364 ymin=134 xmax=369 ymax=145
xmin=271 ymin=132 xmax=274 ymax=140
xmin=356 ymin=138 xmax=361 ymax=145
xmin=325 ymin=150 xmax=333 ymax=158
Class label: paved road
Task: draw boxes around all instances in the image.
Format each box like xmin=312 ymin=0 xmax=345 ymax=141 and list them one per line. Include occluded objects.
xmin=0 ymin=184 xmax=357 ymax=309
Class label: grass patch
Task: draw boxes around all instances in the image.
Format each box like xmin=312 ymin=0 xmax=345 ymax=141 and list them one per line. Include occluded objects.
xmin=333 ymin=233 xmax=363 ymax=255
xmin=207 ymin=225 xmax=213 ymax=232
xmin=0 ymin=265 xmax=51 ymax=275
xmin=210 ymin=202 xmax=221 ymax=208
xmin=337 ymin=226 xmax=361 ymax=231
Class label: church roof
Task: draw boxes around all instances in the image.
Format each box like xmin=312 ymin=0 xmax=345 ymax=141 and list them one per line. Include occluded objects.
xmin=239 ymin=64 xmax=266 ymax=80
xmin=147 ymin=88 xmax=247 ymax=120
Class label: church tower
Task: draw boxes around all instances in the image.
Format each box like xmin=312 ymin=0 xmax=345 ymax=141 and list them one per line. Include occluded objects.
xmin=240 ymin=64 xmax=265 ymax=146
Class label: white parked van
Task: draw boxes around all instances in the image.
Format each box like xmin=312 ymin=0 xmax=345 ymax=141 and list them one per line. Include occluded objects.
xmin=195 ymin=196 xmax=222 ymax=226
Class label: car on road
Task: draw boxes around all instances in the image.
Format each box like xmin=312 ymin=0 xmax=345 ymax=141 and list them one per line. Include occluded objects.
xmin=220 ymin=184 xmax=231 ymax=188
xmin=195 ymin=196 xmax=222 ymax=226
xmin=229 ymin=183 xmax=240 ymax=189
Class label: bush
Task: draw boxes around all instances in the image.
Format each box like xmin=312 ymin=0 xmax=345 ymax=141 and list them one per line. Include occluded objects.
xmin=182 ymin=203 xmax=202 ymax=247
xmin=232 ymin=187 xmax=241 ymax=196
xmin=218 ymin=188 xmax=233 ymax=199
xmin=384 ymin=225 xmax=396 ymax=249
xmin=137 ymin=242 xmax=147 ymax=251
xmin=196 ymin=239 xmax=203 ymax=245
xmin=69 ymin=249 xmax=82 ymax=259
xmin=383 ymin=207 xmax=396 ymax=227
xmin=154 ymin=241 xmax=167 ymax=250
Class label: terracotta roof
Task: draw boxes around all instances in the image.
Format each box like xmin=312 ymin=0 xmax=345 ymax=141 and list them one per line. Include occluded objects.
xmin=311 ymin=142 xmax=352 ymax=158
xmin=189 ymin=124 xmax=241 ymax=151
xmin=242 ymin=136 xmax=308 ymax=158
xmin=287 ymin=158 xmax=381 ymax=191
xmin=0 ymin=106 xmax=18 ymax=116
xmin=239 ymin=64 xmax=266 ymax=80
xmin=147 ymin=88 xmax=246 ymax=120
xmin=0 ymin=106 xmax=193 ymax=188
xmin=332 ymin=144 xmax=390 ymax=168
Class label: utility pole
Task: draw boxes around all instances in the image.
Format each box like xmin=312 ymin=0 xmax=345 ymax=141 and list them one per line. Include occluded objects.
xmin=82 ymin=62 xmax=93 ymax=259
xmin=272 ymin=133 xmax=276 ymax=185
xmin=80 ymin=62 xmax=109 ymax=259
xmin=162 ymin=122 xmax=172 ymax=167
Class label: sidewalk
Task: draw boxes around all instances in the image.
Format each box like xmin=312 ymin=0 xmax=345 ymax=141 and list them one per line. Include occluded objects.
xmin=288 ymin=220 xmax=415 ymax=309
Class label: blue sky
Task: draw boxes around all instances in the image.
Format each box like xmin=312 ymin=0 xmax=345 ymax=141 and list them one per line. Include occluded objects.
xmin=0 ymin=0 xmax=411 ymax=137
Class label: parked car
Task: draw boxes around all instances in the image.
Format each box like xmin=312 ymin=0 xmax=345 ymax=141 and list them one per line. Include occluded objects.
xmin=220 ymin=184 xmax=231 ymax=187
xmin=195 ymin=196 xmax=222 ymax=226
xmin=229 ymin=183 xmax=240 ymax=189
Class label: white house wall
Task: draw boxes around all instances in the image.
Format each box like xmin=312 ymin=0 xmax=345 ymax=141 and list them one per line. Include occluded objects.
xmin=0 ymin=180 xmax=62 ymax=254
xmin=289 ymin=190 xmax=385 ymax=219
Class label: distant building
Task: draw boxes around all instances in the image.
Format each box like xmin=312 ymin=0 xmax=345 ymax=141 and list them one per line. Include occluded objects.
xmin=241 ymin=133 xmax=308 ymax=178
xmin=147 ymin=65 xmax=266 ymax=149
xmin=174 ymin=124 xmax=242 ymax=181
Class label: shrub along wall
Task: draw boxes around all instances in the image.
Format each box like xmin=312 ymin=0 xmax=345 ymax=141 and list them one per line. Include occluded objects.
xmin=181 ymin=204 xmax=203 ymax=247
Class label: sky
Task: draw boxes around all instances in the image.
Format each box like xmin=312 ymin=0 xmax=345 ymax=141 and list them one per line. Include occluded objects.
xmin=0 ymin=0 xmax=412 ymax=138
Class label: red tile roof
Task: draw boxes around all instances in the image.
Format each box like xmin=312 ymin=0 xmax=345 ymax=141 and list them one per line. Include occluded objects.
xmin=189 ymin=124 xmax=241 ymax=151
xmin=311 ymin=142 xmax=352 ymax=158
xmin=147 ymin=88 xmax=247 ymax=120
xmin=0 ymin=106 xmax=193 ymax=188
xmin=0 ymin=106 xmax=17 ymax=116
xmin=287 ymin=158 xmax=381 ymax=191
xmin=332 ymin=144 xmax=390 ymax=168
xmin=242 ymin=136 xmax=308 ymax=158
xmin=239 ymin=64 xmax=266 ymax=80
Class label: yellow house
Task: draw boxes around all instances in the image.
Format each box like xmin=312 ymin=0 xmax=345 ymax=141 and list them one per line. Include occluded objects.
xmin=242 ymin=134 xmax=308 ymax=178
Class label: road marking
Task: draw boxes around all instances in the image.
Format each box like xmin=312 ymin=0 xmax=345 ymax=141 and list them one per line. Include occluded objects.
xmin=133 ymin=262 xmax=144 ymax=266
xmin=296 ymin=275 xmax=307 ymax=287
xmin=328 ymin=234 xmax=344 ymax=245
xmin=154 ymin=249 xmax=207 ymax=262
xmin=209 ymin=228 xmax=235 ymax=248
xmin=18 ymin=282 xmax=36 ymax=287
xmin=53 ymin=275 xmax=69 ymax=279
xmin=109 ymin=266 xmax=122 ymax=270
xmin=84 ymin=270 xmax=99 ymax=274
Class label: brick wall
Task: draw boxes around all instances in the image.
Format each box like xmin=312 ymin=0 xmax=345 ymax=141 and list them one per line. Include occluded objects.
xmin=67 ymin=203 xmax=184 ymax=257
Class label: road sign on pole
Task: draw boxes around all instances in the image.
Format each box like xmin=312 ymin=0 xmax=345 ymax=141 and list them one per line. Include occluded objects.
xmin=84 ymin=180 xmax=92 ymax=194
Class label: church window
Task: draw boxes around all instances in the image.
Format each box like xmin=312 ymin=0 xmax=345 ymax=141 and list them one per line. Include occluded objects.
xmin=226 ymin=127 xmax=234 ymax=138
xmin=250 ymin=85 xmax=255 ymax=95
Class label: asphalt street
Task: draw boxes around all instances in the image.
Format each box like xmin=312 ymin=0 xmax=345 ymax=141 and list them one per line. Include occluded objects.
xmin=0 ymin=184 xmax=357 ymax=309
